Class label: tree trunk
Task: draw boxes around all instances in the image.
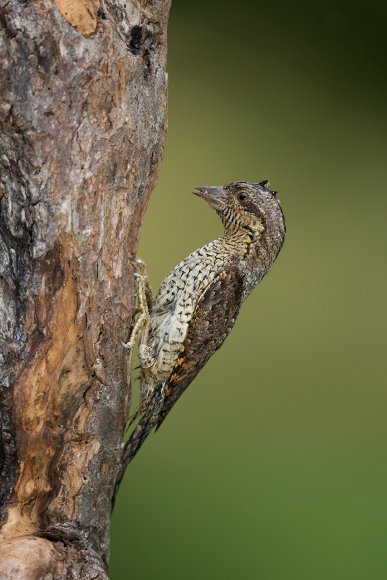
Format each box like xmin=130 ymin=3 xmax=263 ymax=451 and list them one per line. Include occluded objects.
xmin=0 ymin=1 xmax=170 ymax=577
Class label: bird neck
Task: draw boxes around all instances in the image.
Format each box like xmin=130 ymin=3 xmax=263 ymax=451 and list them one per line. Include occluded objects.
xmin=221 ymin=222 xmax=259 ymax=254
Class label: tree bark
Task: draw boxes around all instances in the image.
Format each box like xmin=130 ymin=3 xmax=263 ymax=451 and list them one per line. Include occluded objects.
xmin=0 ymin=1 xmax=170 ymax=577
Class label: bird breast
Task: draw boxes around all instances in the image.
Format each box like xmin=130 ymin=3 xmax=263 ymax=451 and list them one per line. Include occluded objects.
xmin=144 ymin=239 xmax=232 ymax=384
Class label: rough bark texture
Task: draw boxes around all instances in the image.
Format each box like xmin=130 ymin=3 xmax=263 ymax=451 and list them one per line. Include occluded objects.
xmin=0 ymin=0 xmax=170 ymax=577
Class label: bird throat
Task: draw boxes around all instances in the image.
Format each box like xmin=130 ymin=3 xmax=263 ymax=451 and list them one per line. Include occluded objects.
xmin=222 ymin=222 xmax=260 ymax=257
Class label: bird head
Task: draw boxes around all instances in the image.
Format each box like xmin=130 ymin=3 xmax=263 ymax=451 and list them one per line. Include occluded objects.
xmin=193 ymin=180 xmax=286 ymax=250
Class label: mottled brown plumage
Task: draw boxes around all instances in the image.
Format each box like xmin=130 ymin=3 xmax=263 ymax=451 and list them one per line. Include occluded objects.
xmin=157 ymin=266 xmax=243 ymax=429
xmin=122 ymin=180 xmax=285 ymax=469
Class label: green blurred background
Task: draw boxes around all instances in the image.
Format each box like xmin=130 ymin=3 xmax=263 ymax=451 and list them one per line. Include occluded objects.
xmin=110 ymin=1 xmax=387 ymax=578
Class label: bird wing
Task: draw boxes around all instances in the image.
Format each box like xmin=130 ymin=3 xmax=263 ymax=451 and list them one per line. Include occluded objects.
xmin=156 ymin=265 xmax=244 ymax=429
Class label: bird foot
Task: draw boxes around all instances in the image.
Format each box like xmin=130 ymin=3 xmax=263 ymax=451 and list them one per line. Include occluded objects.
xmin=122 ymin=257 xmax=152 ymax=354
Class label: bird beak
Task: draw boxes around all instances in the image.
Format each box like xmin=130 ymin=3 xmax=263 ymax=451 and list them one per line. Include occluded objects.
xmin=193 ymin=186 xmax=227 ymax=210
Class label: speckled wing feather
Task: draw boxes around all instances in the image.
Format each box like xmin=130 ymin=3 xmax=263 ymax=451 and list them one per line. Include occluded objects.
xmin=156 ymin=265 xmax=244 ymax=429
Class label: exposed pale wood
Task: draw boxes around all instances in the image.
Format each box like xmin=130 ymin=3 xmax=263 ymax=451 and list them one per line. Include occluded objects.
xmin=0 ymin=0 xmax=171 ymax=576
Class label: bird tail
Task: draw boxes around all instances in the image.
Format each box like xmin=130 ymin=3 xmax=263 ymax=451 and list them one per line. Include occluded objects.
xmin=116 ymin=385 xmax=165 ymax=488
xmin=112 ymin=385 xmax=165 ymax=506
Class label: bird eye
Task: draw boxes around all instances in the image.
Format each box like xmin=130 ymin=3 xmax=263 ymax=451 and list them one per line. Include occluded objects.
xmin=238 ymin=193 xmax=247 ymax=201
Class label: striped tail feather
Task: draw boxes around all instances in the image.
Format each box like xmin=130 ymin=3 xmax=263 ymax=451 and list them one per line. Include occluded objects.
xmin=117 ymin=384 xmax=165 ymax=487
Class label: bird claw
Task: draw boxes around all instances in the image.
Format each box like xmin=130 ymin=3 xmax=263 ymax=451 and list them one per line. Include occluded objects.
xmin=131 ymin=257 xmax=147 ymax=274
xmin=123 ymin=256 xmax=152 ymax=358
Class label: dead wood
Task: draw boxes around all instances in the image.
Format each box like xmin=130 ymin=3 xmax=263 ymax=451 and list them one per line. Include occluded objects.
xmin=0 ymin=1 xmax=170 ymax=577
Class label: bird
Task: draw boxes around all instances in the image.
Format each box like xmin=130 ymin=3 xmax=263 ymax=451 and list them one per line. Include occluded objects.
xmin=121 ymin=180 xmax=286 ymax=472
